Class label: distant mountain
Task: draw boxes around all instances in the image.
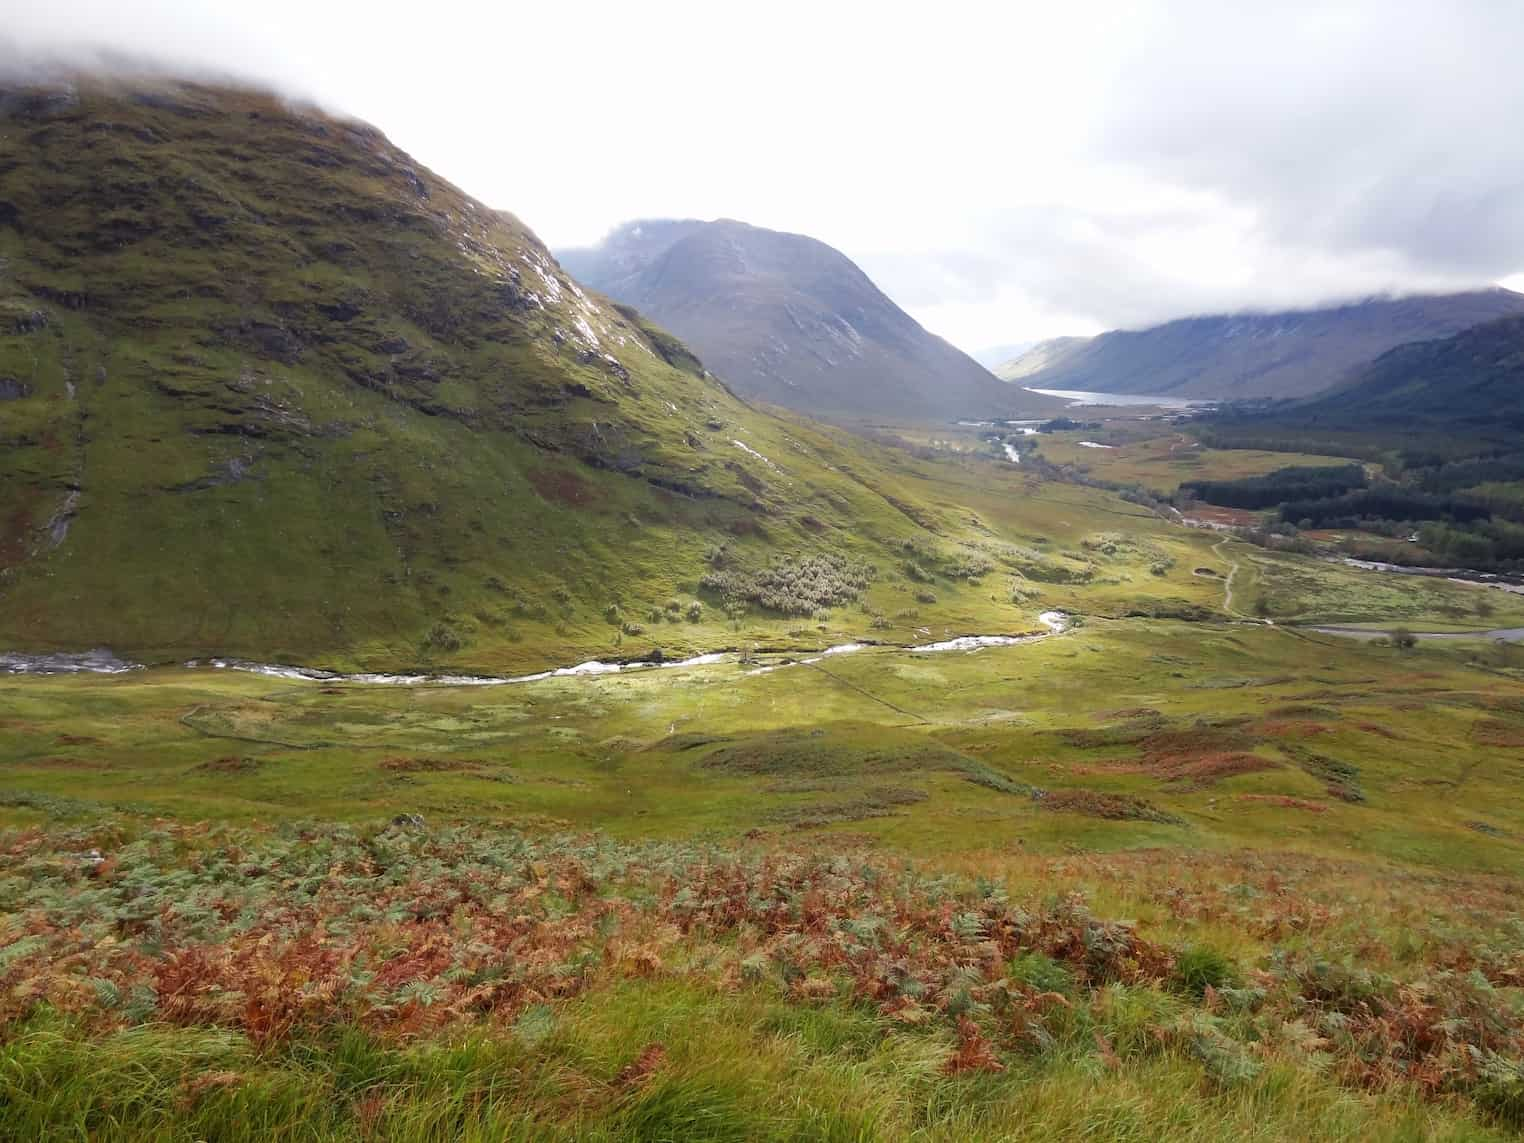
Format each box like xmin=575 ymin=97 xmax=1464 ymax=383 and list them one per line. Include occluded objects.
xmin=1287 ymin=314 xmax=1524 ymax=433
xmin=994 ymin=337 xmax=1092 ymax=383
xmin=558 ymin=220 xmax=1053 ymax=420
xmin=971 ymin=341 xmax=1035 ymax=368
xmin=993 ymin=291 xmax=1524 ymax=399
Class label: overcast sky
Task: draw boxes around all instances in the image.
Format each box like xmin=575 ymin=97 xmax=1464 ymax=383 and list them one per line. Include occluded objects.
xmin=7 ymin=0 xmax=1524 ymax=353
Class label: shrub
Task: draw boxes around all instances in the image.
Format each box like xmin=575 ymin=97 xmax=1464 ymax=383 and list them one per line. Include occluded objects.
xmin=1172 ymin=945 xmax=1239 ymax=998
xmin=1007 ymin=951 xmax=1075 ymax=996
xmin=421 ymin=621 xmax=465 ymax=652
xmin=685 ymin=601 xmax=703 ymax=622
xmin=915 ymin=590 xmax=937 ymax=605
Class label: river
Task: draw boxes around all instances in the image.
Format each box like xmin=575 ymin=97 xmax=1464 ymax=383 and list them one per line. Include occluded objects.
xmin=1308 ymin=625 xmax=1524 ymax=643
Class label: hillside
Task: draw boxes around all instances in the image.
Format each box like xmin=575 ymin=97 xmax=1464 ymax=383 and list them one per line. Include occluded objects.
xmin=1288 ymin=313 xmax=1524 ymax=431
xmin=557 ymin=219 xmax=1053 ymax=421
xmin=0 ymin=80 xmax=1226 ymax=673
xmin=993 ymin=335 xmax=1091 ymax=382
xmin=995 ymin=290 xmax=1524 ymax=399
xmin=0 ymin=81 xmax=1022 ymax=669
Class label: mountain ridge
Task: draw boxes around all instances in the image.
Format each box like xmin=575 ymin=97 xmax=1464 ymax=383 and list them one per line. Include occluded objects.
xmin=995 ymin=289 xmax=1524 ymax=399
xmin=1279 ymin=313 xmax=1524 ymax=432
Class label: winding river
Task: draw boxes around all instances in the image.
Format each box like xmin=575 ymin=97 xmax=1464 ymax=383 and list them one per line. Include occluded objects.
xmin=1 ymin=614 xmax=1072 ymax=684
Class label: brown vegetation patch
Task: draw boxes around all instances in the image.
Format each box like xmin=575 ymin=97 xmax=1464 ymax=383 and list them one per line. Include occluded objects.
xmin=1255 ymin=719 xmax=1332 ymax=739
xmin=25 ymin=756 xmax=107 ymax=771
xmin=55 ymin=734 xmax=102 ymax=746
xmin=763 ymin=785 xmax=929 ymax=828
xmin=1036 ymin=789 xmax=1183 ymax=825
xmin=1152 ymin=752 xmax=1278 ymax=784
xmin=1355 ymin=722 xmax=1403 ymax=740
xmin=1472 ymin=720 xmax=1524 ymax=748
xmin=1137 ymin=727 xmax=1277 ymax=787
xmin=0 ymin=501 xmax=36 ymax=569
xmin=613 ymin=1043 xmax=668 ymax=1089
xmin=1095 ymin=706 xmax=1161 ymax=721
xmin=528 ymin=466 xmax=594 ymax=507
xmin=1059 ymin=721 xmax=1279 ymax=788
xmin=379 ymin=756 xmax=483 ymax=772
xmin=1236 ymin=794 xmax=1328 ymax=813
xmin=1267 ymin=704 xmax=1341 ymax=720
xmin=195 ymin=756 xmax=260 ymax=774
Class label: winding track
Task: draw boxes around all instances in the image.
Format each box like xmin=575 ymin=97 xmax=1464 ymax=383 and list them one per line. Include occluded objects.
xmin=1212 ymin=536 xmax=1247 ymax=619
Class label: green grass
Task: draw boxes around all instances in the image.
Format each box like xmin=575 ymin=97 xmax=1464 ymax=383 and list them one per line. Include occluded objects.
xmin=1030 ymin=428 xmax=1357 ymax=494
xmin=3 ymin=617 xmax=1522 ymax=866
xmin=2 ymin=617 xmax=1522 ymax=1139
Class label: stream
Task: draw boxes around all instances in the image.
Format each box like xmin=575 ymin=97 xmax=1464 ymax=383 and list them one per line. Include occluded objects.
xmin=1335 ymin=558 xmax=1524 ymax=595
xmin=1 ymin=614 xmax=1071 ymax=684
xmin=1306 ymin=625 xmax=1524 ymax=643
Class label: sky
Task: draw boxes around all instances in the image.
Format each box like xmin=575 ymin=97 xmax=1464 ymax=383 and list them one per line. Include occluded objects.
xmin=6 ymin=0 xmax=1524 ymax=355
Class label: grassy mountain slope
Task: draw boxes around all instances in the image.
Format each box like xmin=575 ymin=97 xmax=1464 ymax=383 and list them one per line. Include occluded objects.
xmin=558 ymin=219 xmax=1058 ymax=421
xmin=1287 ymin=314 xmax=1524 ymax=432
xmin=996 ymin=291 xmax=1524 ymax=399
xmin=0 ymin=80 xmax=1221 ymax=671
xmin=0 ymin=83 xmax=934 ymax=666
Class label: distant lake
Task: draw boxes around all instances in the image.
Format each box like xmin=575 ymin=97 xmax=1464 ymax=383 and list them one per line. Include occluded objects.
xmin=1024 ymin=387 xmax=1207 ymax=409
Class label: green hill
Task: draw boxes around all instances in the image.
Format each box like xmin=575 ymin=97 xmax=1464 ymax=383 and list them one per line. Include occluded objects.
xmin=0 ymin=80 xmax=1188 ymax=671
xmin=0 ymin=82 xmax=943 ymax=667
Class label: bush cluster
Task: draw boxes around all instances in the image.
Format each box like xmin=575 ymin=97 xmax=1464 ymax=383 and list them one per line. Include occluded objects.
xmin=700 ymin=552 xmax=875 ymax=616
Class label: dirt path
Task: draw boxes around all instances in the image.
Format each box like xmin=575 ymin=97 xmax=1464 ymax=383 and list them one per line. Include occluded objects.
xmin=1212 ymin=536 xmax=1246 ymax=619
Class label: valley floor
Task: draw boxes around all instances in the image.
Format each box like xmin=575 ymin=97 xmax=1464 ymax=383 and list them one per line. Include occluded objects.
xmin=2 ymin=614 xmax=1522 ymax=1140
